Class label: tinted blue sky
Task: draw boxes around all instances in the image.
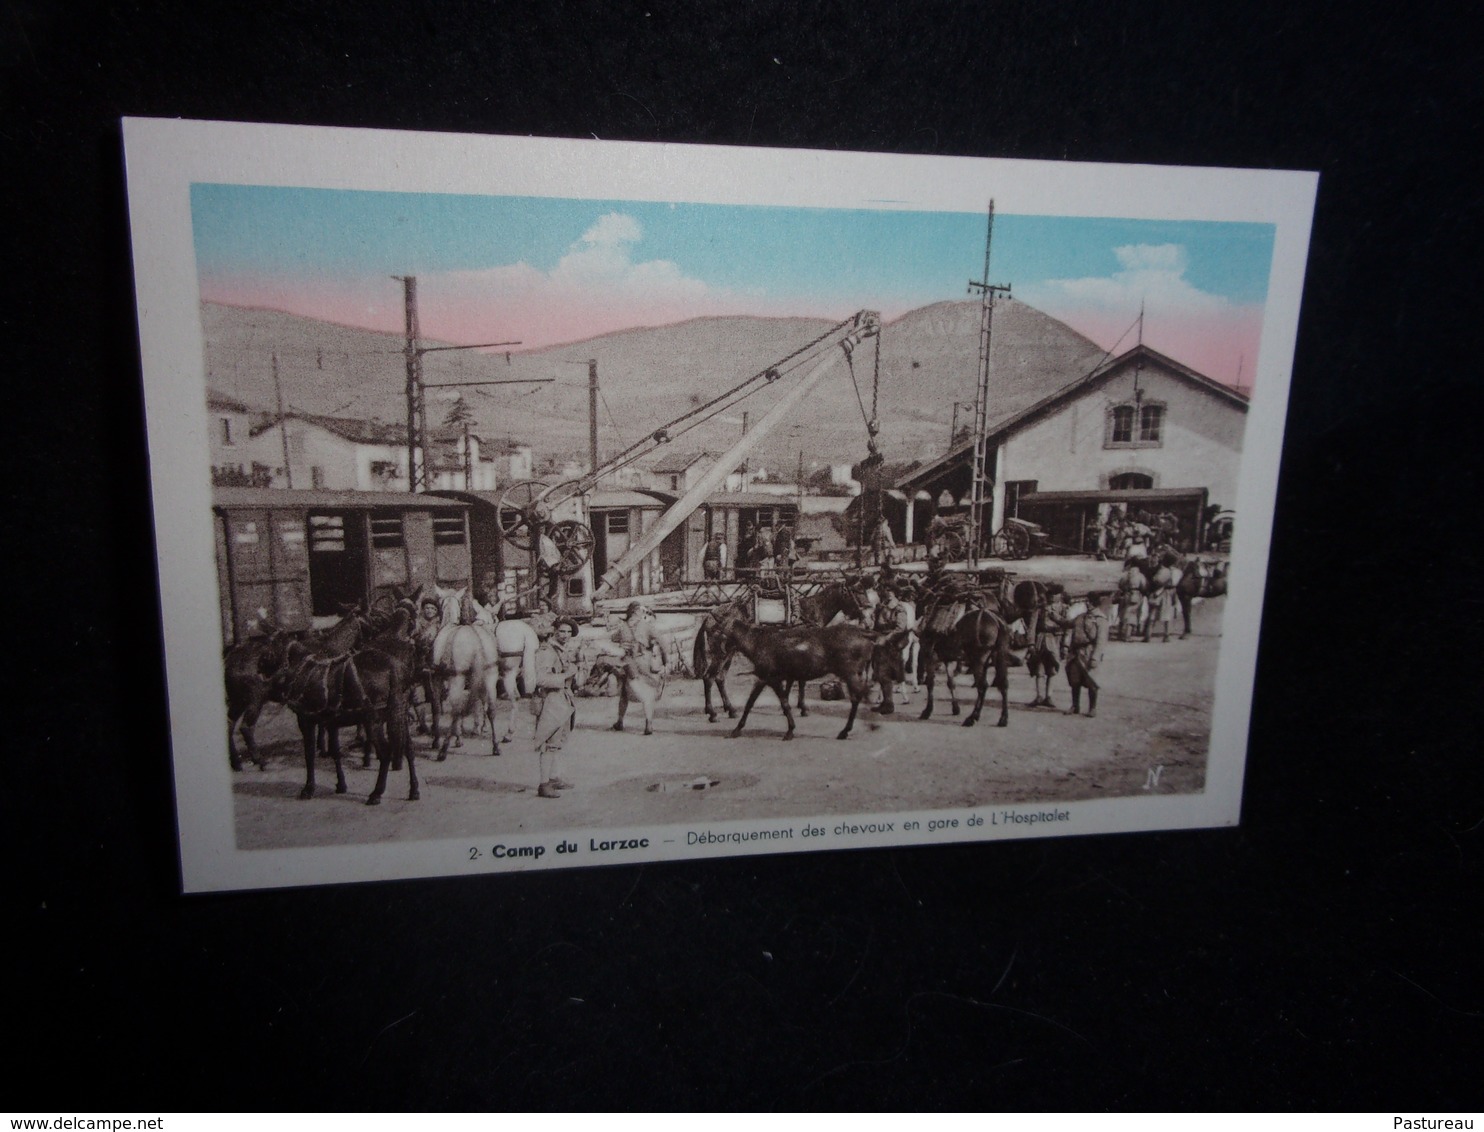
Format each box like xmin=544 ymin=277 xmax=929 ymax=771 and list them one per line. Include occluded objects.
xmin=191 ymin=184 xmax=1275 ymax=307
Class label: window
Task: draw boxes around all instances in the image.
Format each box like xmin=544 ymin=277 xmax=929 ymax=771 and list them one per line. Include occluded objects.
xmin=220 ymin=418 xmax=233 ymax=445
xmin=1139 ymin=405 xmax=1164 ymax=443
xmin=433 ymin=516 xmax=467 ymax=546
xmin=1109 ymin=472 xmax=1154 ymax=490
xmin=1004 ymin=480 xmax=1038 ymax=517
xmin=309 ymin=513 xmax=346 ymax=552
xmin=370 ymin=512 xmax=404 ymax=549
xmin=1106 ymin=401 xmax=1165 ymax=448
xmin=607 ymin=511 xmax=629 ymax=535
xmin=669 ymin=474 xmax=681 ymax=491
xmin=311 ymin=465 xmax=326 ymax=489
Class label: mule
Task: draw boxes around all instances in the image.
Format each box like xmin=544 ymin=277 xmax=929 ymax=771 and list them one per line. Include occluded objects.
xmin=785 ymin=581 xmax=871 ymax=716
xmin=1175 ymin=557 xmax=1228 ymax=638
xmin=719 ymin=611 xmax=909 ymax=741
xmin=917 ymin=606 xmax=1013 ymax=728
xmin=224 ymin=626 xmax=291 ymax=771
xmin=275 ymin=639 xmax=416 ymax=804
xmin=692 ymin=599 xmax=747 ymax=723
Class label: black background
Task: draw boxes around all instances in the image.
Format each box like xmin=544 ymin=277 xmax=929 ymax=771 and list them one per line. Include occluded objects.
xmin=7 ymin=0 xmax=1480 ymax=1111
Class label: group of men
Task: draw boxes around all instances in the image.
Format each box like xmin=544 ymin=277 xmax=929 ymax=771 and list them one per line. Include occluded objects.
xmin=1090 ymin=507 xmax=1182 ymax=561
xmin=1021 ymin=585 xmax=1113 ymax=717
xmin=703 ymin=523 xmax=800 ymax=580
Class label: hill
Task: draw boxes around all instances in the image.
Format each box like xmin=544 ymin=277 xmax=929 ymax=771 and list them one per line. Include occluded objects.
xmin=200 ymin=299 xmax=1110 ymax=475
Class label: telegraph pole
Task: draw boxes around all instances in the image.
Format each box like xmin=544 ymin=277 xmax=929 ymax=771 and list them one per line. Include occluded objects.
xmin=393 ymin=274 xmax=537 ymax=492
xmin=271 ymin=351 xmax=293 ymax=489
xmin=588 ymin=360 xmax=599 ymax=475
xmin=966 ymin=201 xmax=1012 ymax=566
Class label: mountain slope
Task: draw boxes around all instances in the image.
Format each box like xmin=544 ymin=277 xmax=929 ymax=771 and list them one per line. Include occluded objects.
xmin=201 ymin=299 xmax=1112 ymax=474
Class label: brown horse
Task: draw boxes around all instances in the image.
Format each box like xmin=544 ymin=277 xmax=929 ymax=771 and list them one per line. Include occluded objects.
xmin=692 ymin=599 xmax=748 ymax=723
xmin=224 ymin=626 xmax=292 ymax=771
xmin=273 ymin=636 xmax=415 ymax=804
xmin=1175 ymin=557 xmax=1228 ymax=638
xmin=917 ymin=605 xmax=1013 ymax=728
xmin=719 ymin=609 xmax=907 ymax=741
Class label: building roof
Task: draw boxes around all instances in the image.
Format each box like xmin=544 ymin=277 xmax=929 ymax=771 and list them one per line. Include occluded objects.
xmin=590 ymin=489 xmax=672 ymax=510
xmin=895 ymin=344 xmax=1248 ymax=494
xmin=213 ymin=487 xmax=470 ymax=510
xmin=206 ymin=389 xmax=256 ymax=413
xmin=249 ymin=410 xmax=462 ymax=447
xmin=650 ymin=450 xmax=711 ymax=474
xmin=703 ymin=492 xmax=803 ymax=509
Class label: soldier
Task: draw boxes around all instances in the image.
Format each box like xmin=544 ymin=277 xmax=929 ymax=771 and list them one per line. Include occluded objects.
xmin=1146 ymin=551 xmax=1182 ymax=643
xmin=1117 ymin=557 xmax=1147 ymax=642
xmin=610 ymin=600 xmax=668 ymax=733
xmin=1028 ymin=583 xmax=1071 ymax=708
xmin=532 ymin=617 xmax=579 ymax=799
xmin=871 ymin=585 xmax=913 ymax=711
xmin=1065 ymin=591 xmax=1111 ymax=718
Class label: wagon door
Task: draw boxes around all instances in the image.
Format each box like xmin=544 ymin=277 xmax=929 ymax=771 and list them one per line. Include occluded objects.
xmin=221 ymin=508 xmax=312 ymax=639
xmin=431 ymin=511 xmax=472 ymax=590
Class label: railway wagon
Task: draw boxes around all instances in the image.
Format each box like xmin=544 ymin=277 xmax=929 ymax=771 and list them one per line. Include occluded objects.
xmin=212 ymin=487 xmax=474 ymax=644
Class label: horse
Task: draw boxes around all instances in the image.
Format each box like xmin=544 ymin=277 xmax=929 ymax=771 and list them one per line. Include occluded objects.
xmin=785 ymin=581 xmax=871 ymax=715
xmin=916 ymin=602 xmax=1013 ymax=728
xmin=718 ymin=608 xmax=909 ymax=741
xmin=224 ymin=605 xmax=367 ymax=771
xmin=434 ymin=585 xmax=539 ymax=749
xmin=273 ymin=638 xmax=415 ymax=804
xmin=692 ymin=598 xmax=749 ymax=723
xmin=224 ymin=623 xmax=292 ymax=771
xmin=1175 ymin=557 xmax=1228 ymax=638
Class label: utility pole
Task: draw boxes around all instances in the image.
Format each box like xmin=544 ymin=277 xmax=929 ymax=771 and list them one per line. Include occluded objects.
xmin=966 ymin=201 xmax=1012 ymax=567
xmin=588 ymin=360 xmax=599 ymax=475
xmin=271 ymin=351 xmax=293 ymax=489
xmin=393 ymin=275 xmax=537 ymax=492
xmin=739 ymin=411 xmax=749 ymax=489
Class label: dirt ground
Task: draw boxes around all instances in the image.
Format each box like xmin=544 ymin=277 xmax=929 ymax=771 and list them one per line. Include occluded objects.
xmin=229 ymin=565 xmax=1225 ymax=852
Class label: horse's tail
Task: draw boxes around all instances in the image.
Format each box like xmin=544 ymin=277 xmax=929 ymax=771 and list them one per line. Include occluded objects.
xmin=692 ymin=621 xmax=710 ymax=676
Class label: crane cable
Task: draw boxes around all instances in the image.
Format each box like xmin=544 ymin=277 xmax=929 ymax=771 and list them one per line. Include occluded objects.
xmin=573 ymin=314 xmax=858 ymax=487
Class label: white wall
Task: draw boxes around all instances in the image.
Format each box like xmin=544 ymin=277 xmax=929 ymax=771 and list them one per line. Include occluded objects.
xmin=993 ymin=363 xmax=1247 ymax=528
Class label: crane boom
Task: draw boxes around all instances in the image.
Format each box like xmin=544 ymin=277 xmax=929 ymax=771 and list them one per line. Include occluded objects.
xmin=593 ymin=311 xmax=880 ymax=599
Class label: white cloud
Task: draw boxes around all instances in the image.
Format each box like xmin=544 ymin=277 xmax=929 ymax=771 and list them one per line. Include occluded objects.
xmin=1020 ymin=242 xmax=1230 ymax=320
xmin=432 ymin=211 xmax=718 ymax=307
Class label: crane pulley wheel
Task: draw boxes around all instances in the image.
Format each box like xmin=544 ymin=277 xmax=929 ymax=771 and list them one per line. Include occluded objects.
xmin=495 ymin=479 xmax=549 ymax=550
xmin=550 ymin=520 xmax=596 ymax=574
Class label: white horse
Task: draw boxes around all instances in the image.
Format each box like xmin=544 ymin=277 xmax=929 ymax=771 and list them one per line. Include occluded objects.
xmin=434 ymin=585 xmax=538 ymax=746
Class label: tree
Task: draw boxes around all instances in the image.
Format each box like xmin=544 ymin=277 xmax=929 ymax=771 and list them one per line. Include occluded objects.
xmin=443 ymin=395 xmax=475 ymax=429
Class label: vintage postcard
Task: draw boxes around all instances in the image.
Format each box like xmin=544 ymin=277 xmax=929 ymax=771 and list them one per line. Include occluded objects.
xmin=123 ymin=118 xmax=1315 ymax=892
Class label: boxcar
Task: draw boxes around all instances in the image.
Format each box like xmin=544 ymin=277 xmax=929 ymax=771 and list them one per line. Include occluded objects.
xmin=213 ymin=488 xmax=474 ymax=644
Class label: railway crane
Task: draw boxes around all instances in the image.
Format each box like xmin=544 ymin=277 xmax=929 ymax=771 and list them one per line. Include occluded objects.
xmin=491 ymin=310 xmax=881 ymax=609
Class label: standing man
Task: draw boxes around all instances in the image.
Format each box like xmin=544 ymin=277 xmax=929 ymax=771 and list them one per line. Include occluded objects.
xmin=1117 ymin=557 xmax=1147 ymax=642
xmin=609 ymin=601 xmax=668 ymax=734
xmin=702 ymin=533 xmax=728 ymax=580
xmin=872 ymin=585 xmax=913 ymax=711
xmin=1065 ymin=591 xmax=1111 ymax=718
xmin=532 ymin=617 xmax=579 ymax=799
xmin=1028 ymin=583 xmax=1071 ymax=708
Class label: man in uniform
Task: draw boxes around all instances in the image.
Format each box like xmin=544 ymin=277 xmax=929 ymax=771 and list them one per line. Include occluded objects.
xmin=609 ymin=601 xmax=668 ymax=731
xmin=1027 ymin=583 xmax=1071 ymax=708
xmin=532 ymin=617 xmax=579 ymax=798
xmin=1065 ymin=591 xmax=1111 ymax=718
xmin=1117 ymin=557 xmax=1147 ymax=641
xmin=871 ymin=585 xmax=914 ymax=711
